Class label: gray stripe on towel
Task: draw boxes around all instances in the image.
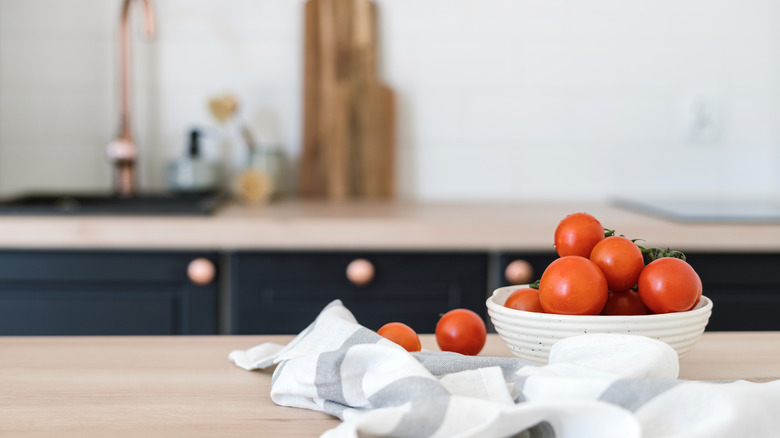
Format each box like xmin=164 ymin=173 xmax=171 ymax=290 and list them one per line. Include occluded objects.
xmin=322 ymin=399 xmax=350 ymax=418
xmin=314 ymin=328 xmax=382 ymax=405
xmin=413 ymin=351 xmax=530 ymax=381
xmin=369 ymin=376 xmax=450 ymax=438
xmin=527 ymin=420 xmax=556 ymax=438
xmin=598 ymin=378 xmax=681 ymax=412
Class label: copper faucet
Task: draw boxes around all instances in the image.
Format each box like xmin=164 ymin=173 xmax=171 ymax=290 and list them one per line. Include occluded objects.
xmin=107 ymin=0 xmax=156 ymax=196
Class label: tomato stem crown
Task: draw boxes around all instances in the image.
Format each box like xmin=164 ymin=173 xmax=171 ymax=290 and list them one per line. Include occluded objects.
xmin=603 ymin=228 xmax=687 ymax=262
xmin=638 ymin=246 xmax=687 ymax=262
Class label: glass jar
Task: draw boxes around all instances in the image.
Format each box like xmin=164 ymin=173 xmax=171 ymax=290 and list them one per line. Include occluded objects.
xmin=247 ymin=148 xmax=288 ymax=199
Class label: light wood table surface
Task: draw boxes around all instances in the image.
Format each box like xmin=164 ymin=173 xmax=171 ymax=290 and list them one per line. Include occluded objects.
xmin=1 ymin=333 xmax=778 ymax=437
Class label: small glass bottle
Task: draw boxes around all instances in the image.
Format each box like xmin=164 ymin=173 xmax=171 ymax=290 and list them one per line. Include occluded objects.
xmin=248 ymin=147 xmax=288 ymax=199
xmin=166 ymin=129 xmax=219 ymax=193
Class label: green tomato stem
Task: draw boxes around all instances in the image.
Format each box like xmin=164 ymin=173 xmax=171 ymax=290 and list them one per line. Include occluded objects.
xmin=637 ymin=245 xmax=687 ymax=262
xmin=603 ymin=226 xmax=686 ymax=262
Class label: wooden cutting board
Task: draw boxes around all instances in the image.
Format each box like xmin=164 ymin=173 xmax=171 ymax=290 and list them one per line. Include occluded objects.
xmin=299 ymin=0 xmax=395 ymax=200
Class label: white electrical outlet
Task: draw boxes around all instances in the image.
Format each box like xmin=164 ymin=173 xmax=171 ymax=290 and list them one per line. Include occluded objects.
xmin=680 ymin=96 xmax=721 ymax=145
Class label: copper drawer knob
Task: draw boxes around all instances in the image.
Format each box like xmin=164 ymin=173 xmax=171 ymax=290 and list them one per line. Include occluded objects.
xmin=505 ymin=259 xmax=533 ymax=285
xmin=346 ymin=258 xmax=374 ymax=286
xmin=188 ymin=258 xmax=216 ymax=285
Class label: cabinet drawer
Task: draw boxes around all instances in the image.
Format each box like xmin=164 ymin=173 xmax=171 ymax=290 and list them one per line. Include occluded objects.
xmin=685 ymin=252 xmax=780 ymax=331
xmin=0 ymin=250 xmax=206 ymax=282
xmin=230 ymin=251 xmax=488 ymax=334
xmin=0 ymin=250 xmax=220 ymax=335
xmin=685 ymin=253 xmax=780 ymax=287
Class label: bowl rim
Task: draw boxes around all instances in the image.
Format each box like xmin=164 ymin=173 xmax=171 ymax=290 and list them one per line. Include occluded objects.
xmin=487 ymin=284 xmax=713 ymax=321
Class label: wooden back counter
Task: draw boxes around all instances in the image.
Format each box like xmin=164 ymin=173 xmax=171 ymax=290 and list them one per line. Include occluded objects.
xmin=0 ymin=201 xmax=778 ymax=251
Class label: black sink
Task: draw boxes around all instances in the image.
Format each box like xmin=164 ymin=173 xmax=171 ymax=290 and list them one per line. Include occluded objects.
xmin=0 ymin=191 xmax=224 ymax=216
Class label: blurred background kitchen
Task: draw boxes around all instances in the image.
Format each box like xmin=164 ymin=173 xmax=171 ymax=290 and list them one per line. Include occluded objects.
xmin=2 ymin=0 xmax=778 ymax=202
xmin=1 ymin=0 xmax=780 ymax=337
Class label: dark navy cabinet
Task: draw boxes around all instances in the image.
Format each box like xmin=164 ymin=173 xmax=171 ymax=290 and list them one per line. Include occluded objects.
xmin=683 ymin=252 xmax=780 ymax=331
xmin=0 ymin=250 xmax=219 ymax=335
xmin=1 ymin=247 xmax=776 ymax=336
xmin=229 ymin=251 xmax=488 ymax=335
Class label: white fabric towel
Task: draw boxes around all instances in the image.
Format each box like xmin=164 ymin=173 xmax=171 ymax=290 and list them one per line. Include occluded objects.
xmin=229 ymin=300 xmax=780 ymax=438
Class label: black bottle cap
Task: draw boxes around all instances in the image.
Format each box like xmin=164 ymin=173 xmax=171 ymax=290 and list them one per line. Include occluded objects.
xmin=189 ymin=129 xmax=201 ymax=158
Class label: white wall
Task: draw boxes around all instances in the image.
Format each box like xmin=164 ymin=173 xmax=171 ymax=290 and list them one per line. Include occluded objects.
xmin=1 ymin=0 xmax=779 ymax=202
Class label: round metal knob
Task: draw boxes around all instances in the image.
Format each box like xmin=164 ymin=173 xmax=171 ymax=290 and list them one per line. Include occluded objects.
xmin=188 ymin=258 xmax=216 ymax=285
xmin=346 ymin=258 xmax=374 ymax=286
xmin=504 ymin=259 xmax=533 ymax=285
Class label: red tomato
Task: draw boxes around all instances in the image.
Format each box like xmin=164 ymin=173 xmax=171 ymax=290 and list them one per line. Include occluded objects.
xmin=589 ymin=236 xmax=645 ymax=291
xmin=687 ymin=272 xmax=704 ymax=310
xmin=638 ymin=257 xmax=700 ymax=314
xmin=377 ymin=322 xmax=421 ymax=352
xmin=601 ymin=289 xmax=650 ymax=315
xmin=539 ymin=256 xmax=608 ymax=315
xmin=504 ymin=287 xmax=544 ymax=313
xmin=435 ymin=309 xmax=486 ymax=356
xmin=554 ymin=213 xmax=605 ymax=258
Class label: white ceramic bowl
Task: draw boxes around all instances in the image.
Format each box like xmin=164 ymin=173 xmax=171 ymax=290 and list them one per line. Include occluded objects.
xmin=487 ymin=285 xmax=713 ymax=364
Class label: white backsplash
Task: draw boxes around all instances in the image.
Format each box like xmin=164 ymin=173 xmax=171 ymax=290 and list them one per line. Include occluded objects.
xmin=1 ymin=0 xmax=778 ymax=202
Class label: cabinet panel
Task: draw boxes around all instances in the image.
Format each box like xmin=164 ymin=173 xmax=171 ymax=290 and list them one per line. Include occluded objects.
xmin=0 ymin=289 xmax=177 ymax=335
xmin=0 ymin=250 xmax=219 ymax=335
xmin=684 ymin=252 xmax=780 ymax=331
xmin=230 ymin=251 xmax=488 ymax=334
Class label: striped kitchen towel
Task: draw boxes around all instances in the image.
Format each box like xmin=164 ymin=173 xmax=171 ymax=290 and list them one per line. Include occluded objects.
xmin=229 ymin=300 xmax=780 ymax=438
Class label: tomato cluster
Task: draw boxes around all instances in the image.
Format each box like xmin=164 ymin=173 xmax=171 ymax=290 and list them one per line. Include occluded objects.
xmin=504 ymin=212 xmax=702 ymax=316
xmin=376 ymin=308 xmax=487 ymax=355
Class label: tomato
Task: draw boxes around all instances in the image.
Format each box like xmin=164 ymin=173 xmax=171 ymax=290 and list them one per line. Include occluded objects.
xmin=539 ymin=256 xmax=608 ymax=315
xmin=589 ymin=236 xmax=645 ymax=291
xmin=504 ymin=287 xmax=544 ymax=313
xmin=435 ymin=309 xmax=486 ymax=356
xmin=377 ymin=322 xmax=421 ymax=352
xmin=687 ymin=272 xmax=704 ymax=310
xmin=601 ymin=289 xmax=650 ymax=315
xmin=637 ymin=257 xmax=701 ymax=314
xmin=554 ymin=212 xmax=605 ymax=258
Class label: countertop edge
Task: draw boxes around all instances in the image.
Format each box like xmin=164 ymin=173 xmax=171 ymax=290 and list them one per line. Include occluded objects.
xmin=0 ymin=201 xmax=779 ymax=251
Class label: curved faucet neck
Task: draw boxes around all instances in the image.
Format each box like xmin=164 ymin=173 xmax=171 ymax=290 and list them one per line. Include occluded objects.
xmin=119 ymin=0 xmax=155 ymax=139
xmin=114 ymin=0 xmax=156 ymax=195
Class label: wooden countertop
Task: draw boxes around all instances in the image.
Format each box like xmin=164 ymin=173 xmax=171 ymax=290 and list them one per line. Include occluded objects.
xmin=0 ymin=200 xmax=779 ymax=251
xmin=1 ymin=333 xmax=778 ymax=437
